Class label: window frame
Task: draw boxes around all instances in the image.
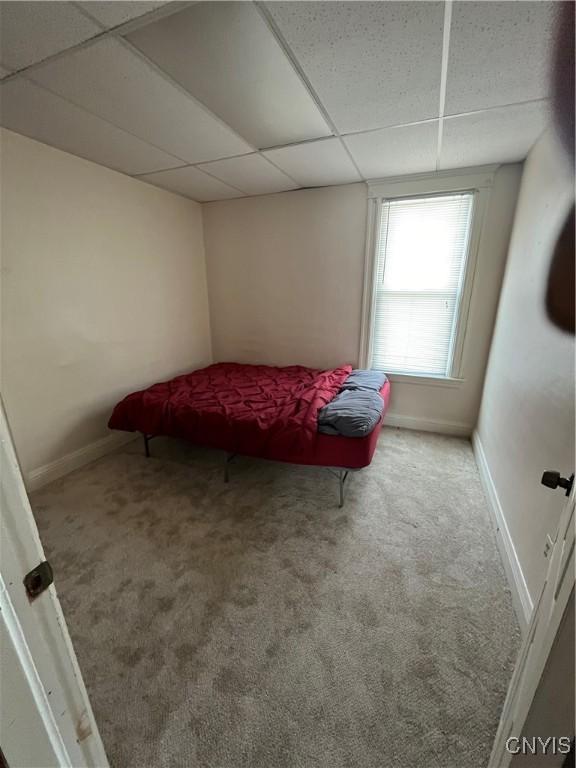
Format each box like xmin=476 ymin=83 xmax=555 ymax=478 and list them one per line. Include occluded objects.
xmin=359 ymin=166 xmax=497 ymax=382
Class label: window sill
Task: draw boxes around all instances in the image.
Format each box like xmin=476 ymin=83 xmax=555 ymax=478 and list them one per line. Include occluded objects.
xmin=386 ymin=373 xmax=465 ymax=388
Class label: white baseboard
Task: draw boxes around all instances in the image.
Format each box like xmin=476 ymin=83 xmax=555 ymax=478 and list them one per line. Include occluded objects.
xmin=26 ymin=432 xmax=137 ymax=493
xmin=472 ymin=430 xmax=533 ymax=633
xmin=384 ymin=413 xmax=472 ymax=437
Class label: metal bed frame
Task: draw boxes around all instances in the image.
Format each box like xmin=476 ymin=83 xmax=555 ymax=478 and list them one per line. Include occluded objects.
xmin=142 ymin=433 xmax=356 ymax=508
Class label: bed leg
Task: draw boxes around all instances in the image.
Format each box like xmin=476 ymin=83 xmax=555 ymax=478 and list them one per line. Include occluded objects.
xmin=224 ymin=453 xmax=236 ymax=483
xmin=143 ymin=434 xmax=150 ymax=458
xmin=338 ymin=470 xmax=349 ymax=508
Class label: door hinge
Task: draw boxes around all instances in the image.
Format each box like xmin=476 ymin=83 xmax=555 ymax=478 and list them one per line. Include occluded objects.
xmin=24 ymin=560 xmax=54 ymax=601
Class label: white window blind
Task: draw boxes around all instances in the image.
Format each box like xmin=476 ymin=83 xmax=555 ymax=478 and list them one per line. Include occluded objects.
xmin=370 ymin=192 xmax=474 ymax=376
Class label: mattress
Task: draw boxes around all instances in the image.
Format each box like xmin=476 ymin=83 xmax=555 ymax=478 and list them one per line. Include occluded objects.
xmin=108 ymin=362 xmax=390 ymax=469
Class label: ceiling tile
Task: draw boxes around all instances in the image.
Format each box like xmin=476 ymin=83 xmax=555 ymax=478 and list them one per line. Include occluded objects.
xmin=0 ymin=78 xmax=183 ymax=175
xmin=31 ymin=38 xmax=253 ymax=163
xmin=263 ymin=138 xmax=361 ymax=187
xmin=344 ymin=120 xmax=438 ymax=179
xmin=266 ymin=1 xmax=444 ymax=134
xmin=0 ymin=1 xmax=100 ymax=71
xmin=78 ymin=1 xmax=171 ymax=29
xmin=126 ymin=2 xmax=331 ymax=149
xmin=445 ymin=1 xmax=558 ymax=115
xmin=344 ymin=122 xmax=438 ymax=179
xmin=199 ymin=154 xmax=298 ymax=196
xmin=439 ymin=101 xmax=551 ymax=170
xmin=138 ymin=166 xmax=246 ymax=202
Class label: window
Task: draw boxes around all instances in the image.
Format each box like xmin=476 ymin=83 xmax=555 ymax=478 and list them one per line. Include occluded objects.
xmin=369 ymin=192 xmax=475 ymax=377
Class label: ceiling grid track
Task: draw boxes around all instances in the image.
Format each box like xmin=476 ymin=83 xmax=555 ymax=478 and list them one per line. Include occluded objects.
xmin=253 ymin=1 xmax=365 ymax=182
xmin=74 ymin=1 xmax=300 ymax=189
xmin=118 ymin=36 xmax=259 ymax=157
xmin=1 ymin=2 xmax=196 ymax=84
xmin=176 ymin=164 xmax=248 ymax=196
xmin=71 ymin=2 xmax=108 ymax=31
xmin=20 ymin=72 xmax=189 ymax=166
xmin=251 ymin=153 xmax=302 ymax=188
xmin=0 ymin=0 xmax=555 ymax=200
xmin=2 ymin=0 xmax=263 ymax=190
xmin=436 ymin=0 xmax=454 ymax=172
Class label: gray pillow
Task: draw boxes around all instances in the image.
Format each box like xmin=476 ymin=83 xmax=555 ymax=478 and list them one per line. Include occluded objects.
xmin=318 ymin=389 xmax=384 ymax=437
xmin=341 ymin=369 xmax=387 ymax=392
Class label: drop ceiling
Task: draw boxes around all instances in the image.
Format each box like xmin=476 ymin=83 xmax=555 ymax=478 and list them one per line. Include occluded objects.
xmin=0 ymin=1 xmax=558 ymax=203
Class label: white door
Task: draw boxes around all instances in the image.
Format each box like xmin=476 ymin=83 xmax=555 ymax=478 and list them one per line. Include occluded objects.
xmin=0 ymin=398 xmax=109 ymax=768
xmin=489 ymin=474 xmax=575 ymax=767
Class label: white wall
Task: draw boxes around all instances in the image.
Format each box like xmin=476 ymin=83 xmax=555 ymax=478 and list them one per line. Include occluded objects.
xmin=203 ymin=166 xmax=522 ymax=434
xmin=0 ymin=129 xmax=212 ymax=484
xmin=204 ymin=183 xmax=367 ymax=370
xmin=0 ymin=125 xmax=526 ymax=489
xmin=475 ymin=130 xmax=575 ymax=616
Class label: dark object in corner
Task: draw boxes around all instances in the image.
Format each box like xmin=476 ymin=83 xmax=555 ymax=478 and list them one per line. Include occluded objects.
xmin=546 ymin=206 xmax=575 ymax=335
xmin=547 ymin=2 xmax=574 ymax=335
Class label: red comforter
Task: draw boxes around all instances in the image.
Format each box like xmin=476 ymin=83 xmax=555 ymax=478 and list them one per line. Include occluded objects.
xmin=108 ymin=362 xmax=353 ymax=460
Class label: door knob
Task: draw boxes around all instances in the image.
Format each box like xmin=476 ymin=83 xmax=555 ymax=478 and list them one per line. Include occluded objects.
xmin=541 ymin=471 xmax=574 ymax=497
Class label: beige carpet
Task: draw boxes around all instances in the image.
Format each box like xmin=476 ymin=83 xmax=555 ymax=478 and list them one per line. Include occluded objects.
xmin=31 ymin=428 xmax=519 ymax=768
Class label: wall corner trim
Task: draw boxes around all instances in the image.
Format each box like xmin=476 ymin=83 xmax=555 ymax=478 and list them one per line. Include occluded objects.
xmin=472 ymin=430 xmax=533 ymax=633
xmin=26 ymin=432 xmax=137 ymax=493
